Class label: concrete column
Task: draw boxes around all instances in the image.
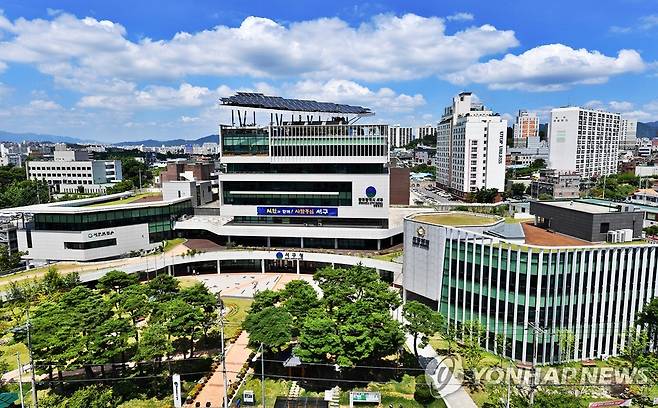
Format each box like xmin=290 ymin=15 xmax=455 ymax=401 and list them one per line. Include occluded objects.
xmin=300 ymin=237 xmax=304 ymax=249
xmin=377 ymin=240 xmax=381 ymax=250
xmin=296 ymin=259 xmax=300 ymax=275
xmin=168 ymin=265 xmax=173 ymax=276
xmin=217 ymin=259 xmax=221 ymax=274
xmin=267 ymin=236 xmax=271 ymax=247
xmin=261 ymin=259 xmax=265 ymax=274
xmin=334 ymin=238 xmax=338 ymax=249
xmin=331 ymin=262 xmax=335 ymax=268
xmin=227 ymin=236 xmax=232 ymax=244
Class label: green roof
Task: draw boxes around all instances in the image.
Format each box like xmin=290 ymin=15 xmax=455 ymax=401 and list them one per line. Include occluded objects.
xmin=0 ymin=392 xmax=18 ymax=408
xmin=413 ymin=213 xmax=499 ymax=227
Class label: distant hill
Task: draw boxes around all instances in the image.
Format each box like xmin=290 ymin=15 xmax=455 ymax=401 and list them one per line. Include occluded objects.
xmin=638 ymin=121 xmax=658 ymax=138
xmin=0 ymin=130 xmax=98 ymax=144
xmin=114 ymin=134 xmax=218 ymax=147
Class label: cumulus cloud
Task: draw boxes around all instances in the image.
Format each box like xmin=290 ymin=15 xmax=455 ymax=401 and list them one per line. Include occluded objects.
xmin=78 ymin=83 xmax=214 ymax=110
xmin=445 ymin=44 xmax=646 ymax=91
xmin=446 ymin=12 xmax=474 ymax=22
xmin=0 ymin=12 xmax=518 ymax=85
xmin=288 ymin=79 xmax=425 ymax=112
xmin=584 ymin=99 xmax=658 ymax=122
xmin=610 ymin=14 xmax=658 ymax=33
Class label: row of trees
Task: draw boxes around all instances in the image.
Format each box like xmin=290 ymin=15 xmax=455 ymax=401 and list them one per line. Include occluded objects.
xmin=0 ymin=165 xmax=50 ymax=208
xmin=4 ymin=268 xmax=220 ymax=403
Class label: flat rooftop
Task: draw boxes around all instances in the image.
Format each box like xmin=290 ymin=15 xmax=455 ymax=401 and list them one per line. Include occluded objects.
xmin=412 ymin=212 xmax=500 ymax=227
xmin=535 ymin=200 xmax=619 ymax=214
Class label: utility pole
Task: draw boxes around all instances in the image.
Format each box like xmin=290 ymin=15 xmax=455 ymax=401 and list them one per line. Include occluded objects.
xmin=260 ymin=343 xmax=265 ymax=408
xmin=27 ymin=320 xmax=38 ymax=408
xmin=218 ymin=294 xmax=228 ymax=408
xmin=528 ymin=323 xmax=545 ymax=406
xmin=16 ymin=353 xmax=25 ymax=408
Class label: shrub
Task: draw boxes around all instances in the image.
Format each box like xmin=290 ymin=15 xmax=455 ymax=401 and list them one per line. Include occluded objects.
xmin=414 ymin=374 xmax=435 ymax=405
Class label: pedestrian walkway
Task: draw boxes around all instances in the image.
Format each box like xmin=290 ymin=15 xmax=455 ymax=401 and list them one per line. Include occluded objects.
xmin=403 ymin=334 xmax=477 ymax=408
xmin=191 ymin=331 xmax=251 ymax=408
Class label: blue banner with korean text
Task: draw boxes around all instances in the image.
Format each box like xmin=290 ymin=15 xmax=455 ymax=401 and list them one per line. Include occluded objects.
xmin=256 ymin=207 xmax=338 ymax=217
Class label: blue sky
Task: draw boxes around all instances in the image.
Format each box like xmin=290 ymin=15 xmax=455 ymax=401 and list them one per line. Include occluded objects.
xmin=0 ymin=0 xmax=657 ymax=142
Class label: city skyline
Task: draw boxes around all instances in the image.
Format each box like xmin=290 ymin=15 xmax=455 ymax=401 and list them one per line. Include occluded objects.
xmin=0 ymin=0 xmax=657 ymax=141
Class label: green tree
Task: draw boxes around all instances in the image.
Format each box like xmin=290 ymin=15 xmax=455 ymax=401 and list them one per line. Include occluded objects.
xmin=120 ymin=157 xmax=151 ymax=187
xmin=243 ymin=306 xmax=293 ymax=352
xmin=157 ymin=298 xmax=204 ymax=358
xmin=495 ymin=333 xmax=509 ymax=367
xmin=118 ymin=284 xmax=150 ymax=342
xmin=281 ymin=280 xmax=320 ymax=334
xmin=468 ymin=188 xmax=499 ymax=203
xmin=0 ymin=244 xmax=24 ymax=272
xmin=179 ymin=283 xmax=217 ymax=342
xmin=295 ymin=309 xmax=340 ymax=362
xmin=413 ymin=374 xmax=435 ymax=405
xmin=135 ymin=323 xmax=174 ymax=370
xmin=105 ymin=179 xmax=134 ymax=195
xmin=250 ymin=289 xmax=281 ymax=314
xmin=147 ymin=274 xmax=180 ymax=302
xmin=403 ymin=300 xmax=444 ymax=358
xmin=623 ymin=328 xmax=649 ymax=370
xmin=460 ymin=320 xmax=486 ymax=370
xmin=637 ymin=297 xmax=658 ymax=347
xmin=509 ymin=183 xmax=526 ymax=198
xmin=65 ymin=385 xmax=118 ymax=408
xmin=557 ymin=329 xmax=575 ymax=362
xmin=97 ymin=270 xmax=138 ymax=293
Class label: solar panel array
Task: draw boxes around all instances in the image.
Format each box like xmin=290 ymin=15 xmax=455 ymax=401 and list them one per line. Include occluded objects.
xmin=220 ymin=92 xmax=372 ymax=115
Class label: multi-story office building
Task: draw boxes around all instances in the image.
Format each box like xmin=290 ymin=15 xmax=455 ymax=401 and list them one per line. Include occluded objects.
xmin=513 ymin=110 xmax=539 ymax=148
xmin=506 ymin=146 xmax=549 ymax=167
xmin=436 ymin=92 xmax=507 ymax=197
xmin=389 ymin=125 xmax=416 ymax=148
xmin=27 ymin=149 xmax=122 ymax=194
xmin=176 ymin=92 xmax=408 ymax=250
xmin=620 ymin=118 xmax=638 ymax=150
xmin=403 ymin=202 xmax=656 ymax=364
xmin=638 ymin=138 xmax=653 ymax=157
xmin=548 ymin=107 xmax=620 ymax=178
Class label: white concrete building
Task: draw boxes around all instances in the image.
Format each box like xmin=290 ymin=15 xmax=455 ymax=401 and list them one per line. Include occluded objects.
xmin=416 ymin=124 xmax=436 ymax=140
xmin=620 ymin=118 xmax=638 ymax=149
xmin=389 ymin=125 xmax=416 ymax=148
xmin=513 ymin=110 xmax=539 ymax=148
xmin=436 ymin=92 xmax=507 ymax=197
xmin=638 ymin=137 xmax=652 ymax=157
xmin=27 ymin=149 xmax=122 ymax=194
xmin=548 ymin=107 xmax=620 ymax=178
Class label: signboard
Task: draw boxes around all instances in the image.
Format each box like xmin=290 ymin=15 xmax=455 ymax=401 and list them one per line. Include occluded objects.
xmin=349 ymin=391 xmax=380 ymax=407
xmin=358 ymin=186 xmax=383 ymax=207
xmin=172 ymin=374 xmax=182 ymax=408
xmin=243 ymin=390 xmax=255 ymax=404
xmin=275 ymin=251 xmax=304 ymax=260
xmin=588 ymin=400 xmax=631 ymax=408
xmin=87 ymin=230 xmax=115 ymax=239
xmin=257 ymin=207 xmax=338 ymax=217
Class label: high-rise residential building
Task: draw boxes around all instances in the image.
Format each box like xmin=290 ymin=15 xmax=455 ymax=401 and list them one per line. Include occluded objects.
xmin=416 ymin=124 xmax=437 ymax=140
xmin=436 ymin=92 xmax=507 ymax=197
xmin=620 ymin=118 xmax=638 ymax=149
xmin=389 ymin=125 xmax=416 ymax=148
xmin=548 ymin=107 xmax=620 ymax=178
xmin=512 ymin=110 xmax=539 ymax=148
xmin=27 ymin=149 xmax=122 ymax=194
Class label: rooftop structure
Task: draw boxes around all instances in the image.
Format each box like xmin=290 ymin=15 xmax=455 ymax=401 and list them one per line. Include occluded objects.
xmin=220 ymin=92 xmax=372 ymax=115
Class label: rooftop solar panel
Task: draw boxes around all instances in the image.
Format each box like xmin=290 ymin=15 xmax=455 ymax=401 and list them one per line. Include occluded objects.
xmin=220 ymin=92 xmax=372 ymax=115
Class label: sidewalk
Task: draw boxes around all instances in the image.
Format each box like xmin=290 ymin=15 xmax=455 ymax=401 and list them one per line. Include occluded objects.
xmin=191 ymin=331 xmax=251 ymax=408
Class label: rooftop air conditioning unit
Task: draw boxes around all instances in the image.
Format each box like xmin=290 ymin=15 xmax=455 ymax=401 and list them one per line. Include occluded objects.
xmin=621 ymin=228 xmax=633 ymax=242
xmin=607 ymin=231 xmax=619 ymax=243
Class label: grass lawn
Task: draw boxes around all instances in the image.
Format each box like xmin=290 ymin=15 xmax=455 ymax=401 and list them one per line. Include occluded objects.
xmin=235 ymin=377 xmax=290 ymax=408
xmin=118 ymin=398 xmax=172 ymax=408
xmin=371 ymin=250 xmax=403 ymax=262
xmin=162 ymin=238 xmax=187 ymax=252
xmin=221 ymin=296 xmax=253 ymax=340
xmin=87 ymin=193 xmax=160 ymax=207
xmin=0 ymin=336 xmax=29 ymax=372
xmin=414 ymin=213 xmax=498 ymax=227
xmin=0 ymin=263 xmax=79 ymax=292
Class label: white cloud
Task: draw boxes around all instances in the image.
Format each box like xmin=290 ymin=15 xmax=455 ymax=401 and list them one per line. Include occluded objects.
xmin=78 ymin=83 xmax=213 ymax=110
xmin=180 ymin=116 xmax=199 ymax=123
xmin=446 ymin=12 xmax=474 ymax=22
xmin=583 ymin=99 xmax=658 ymax=121
xmin=287 ymin=79 xmax=425 ymax=112
xmin=445 ymin=44 xmax=646 ymax=91
xmin=609 ymin=14 xmax=658 ymax=34
xmin=0 ymin=12 xmax=518 ymax=85
xmin=0 ymin=82 xmax=10 ymax=99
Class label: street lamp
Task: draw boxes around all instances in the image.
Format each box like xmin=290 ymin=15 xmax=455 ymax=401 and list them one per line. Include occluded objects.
xmin=251 ymin=343 xmax=265 ymax=408
xmin=216 ymin=293 xmax=228 ymax=408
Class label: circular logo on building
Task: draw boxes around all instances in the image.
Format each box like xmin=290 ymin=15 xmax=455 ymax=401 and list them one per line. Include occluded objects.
xmin=416 ymin=226 xmax=426 ymax=237
xmin=275 ymin=251 xmax=284 ymax=259
xmin=365 ymin=186 xmax=377 ymax=198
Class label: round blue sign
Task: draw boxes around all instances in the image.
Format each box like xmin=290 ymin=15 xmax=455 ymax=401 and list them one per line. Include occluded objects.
xmin=276 ymin=251 xmax=284 ymax=259
xmin=366 ymin=186 xmax=377 ymax=198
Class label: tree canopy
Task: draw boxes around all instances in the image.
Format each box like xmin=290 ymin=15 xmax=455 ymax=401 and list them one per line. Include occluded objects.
xmin=243 ymin=265 xmax=405 ymax=367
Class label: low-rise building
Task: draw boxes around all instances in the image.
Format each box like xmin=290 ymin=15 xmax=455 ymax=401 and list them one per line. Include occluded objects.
xmin=162 ymin=180 xmax=214 ymax=207
xmin=530 ymin=169 xmax=580 ymax=199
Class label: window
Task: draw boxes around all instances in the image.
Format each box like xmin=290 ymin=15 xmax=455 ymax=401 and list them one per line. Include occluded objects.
xmin=600 ymin=222 xmax=610 ymax=233
xmin=64 ymin=238 xmax=117 ymax=250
